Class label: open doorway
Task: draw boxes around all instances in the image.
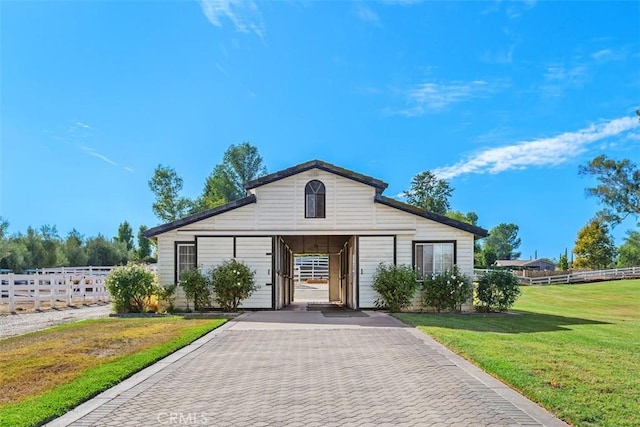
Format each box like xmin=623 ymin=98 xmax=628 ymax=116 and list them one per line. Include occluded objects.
xmin=276 ymin=235 xmax=355 ymax=309
xmin=293 ymin=254 xmax=329 ymax=303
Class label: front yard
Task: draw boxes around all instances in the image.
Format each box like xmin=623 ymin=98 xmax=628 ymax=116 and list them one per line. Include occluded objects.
xmin=396 ymin=279 xmax=640 ymax=427
xmin=0 ymin=317 xmax=226 ymax=427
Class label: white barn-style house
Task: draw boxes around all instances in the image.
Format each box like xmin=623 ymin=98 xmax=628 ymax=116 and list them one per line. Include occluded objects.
xmin=144 ymin=160 xmax=488 ymax=310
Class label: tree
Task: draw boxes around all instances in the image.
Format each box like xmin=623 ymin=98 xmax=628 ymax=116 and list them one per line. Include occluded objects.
xmin=446 ymin=210 xmax=478 ymax=225
xmin=0 ymin=217 xmax=10 ymax=262
xmin=136 ymin=225 xmax=153 ymax=260
xmin=482 ymin=223 xmax=521 ymax=261
xmin=64 ymin=229 xmax=88 ymax=266
xmin=403 ymin=171 xmax=453 ymax=215
xmin=579 ymin=155 xmax=640 ymax=226
xmin=148 ymin=165 xmax=194 ymax=222
xmin=617 ymin=230 xmax=640 ymax=267
xmin=115 ymin=221 xmax=134 ymax=251
xmin=199 ymin=142 xmax=268 ymax=210
xmin=557 ymin=249 xmax=570 ymax=271
xmin=573 ymin=219 xmax=617 ymax=269
xmin=85 ymin=234 xmax=129 ymax=266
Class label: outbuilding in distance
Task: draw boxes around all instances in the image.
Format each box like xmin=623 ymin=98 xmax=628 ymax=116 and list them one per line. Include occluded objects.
xmin=144 ymin=160 xmax=488 ymax=310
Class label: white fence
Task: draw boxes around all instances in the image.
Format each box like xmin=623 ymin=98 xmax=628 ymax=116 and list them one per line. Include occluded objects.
xmin=474 ymin=266 xmax=640 ymax=285
xmin=1 ymin=272 xmax=110 ymax=312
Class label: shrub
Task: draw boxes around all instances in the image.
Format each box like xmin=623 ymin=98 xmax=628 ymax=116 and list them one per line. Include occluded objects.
xmin=210 ymin=259 xmax=256 ymax=311
xmin=157 ymin=283 xmax=177 ymax=313
xmin=105 ymin=263 xmax=158 ymax=313
xmin=475 ymin=270 xmax=521 ymax=312
xmin=421 ymin=266 xmax=472 ymax=313
xmin=372 ymin=263 xmax=418 ymax=312
xmin=179 ymin=268 xmax=211 ymax=311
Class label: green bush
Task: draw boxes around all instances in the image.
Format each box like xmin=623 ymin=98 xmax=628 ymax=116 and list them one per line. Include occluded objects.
xmin=210 ymin=259 xmax=256 ymax=311
xmin=372 ymin=263 xmax=418 ymax=312
xmin=421 ymin=266 xmax=472 ymax=313
xmin=179 ymin=268 xmax=211 ymax=311
xmin=475 ymin=270 xmax=521 ymax=312
xmin=105 ymin=263 xmax=158 ymax=313
xmin=157 ymin=283 xmax=177 ymax=313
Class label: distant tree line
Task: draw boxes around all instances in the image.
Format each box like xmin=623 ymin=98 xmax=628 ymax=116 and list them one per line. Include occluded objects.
xmin=402 ymin=170 xmax=522 ymax=267
xmin=0 ymin=218 xmax=154 ymax=273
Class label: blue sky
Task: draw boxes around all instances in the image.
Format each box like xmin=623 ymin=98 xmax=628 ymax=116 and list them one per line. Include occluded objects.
xmin=1 ymin=0 xmax=639 ymax=261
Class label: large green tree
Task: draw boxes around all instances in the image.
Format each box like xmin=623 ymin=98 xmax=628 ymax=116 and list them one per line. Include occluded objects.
xmin=404 ymin=171 xmax=453 ymax=215
xmin=115 ymin=221 xmax=134 ymax=251
xmin=148 ymin=165 xmax=194 ymax=222
xmin=136 ymin=225 xmax=153 ymax=261
xmin=85 ymin=234 xmax=129 ymax=266
xmin=573 ymin=219 xmax=616 ymax=269
xmin=482 ymin=223 xmax=521 ymax=262
xmin=617 ymin=230 xmax=640 ymax=267
xmin=579 ymin=155 xmax=640 ymax=226
xmin=198 ymin=142 xmax=268 ymax=210
xmin=63 ymin=229 xmax=89 ymax=266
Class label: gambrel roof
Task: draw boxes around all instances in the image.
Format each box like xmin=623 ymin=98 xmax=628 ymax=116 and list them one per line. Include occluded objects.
xmin=145 ymin=160 xmax=488 ymax=238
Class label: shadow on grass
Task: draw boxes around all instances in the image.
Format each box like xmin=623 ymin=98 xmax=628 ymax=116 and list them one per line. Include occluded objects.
xmin=394 ymin=311 xmax=611 ymax=334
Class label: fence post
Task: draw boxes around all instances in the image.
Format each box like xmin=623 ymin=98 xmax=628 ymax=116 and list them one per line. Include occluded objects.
xmin=34 ymin=273 xmax=41 ymax=311
xmin=67 ymin=275 xmax=73 ymax=307
xmin=51 ymin=275 xmax=57 ymax=309
xmin=8 ymin=273 xmax=15 ymax=313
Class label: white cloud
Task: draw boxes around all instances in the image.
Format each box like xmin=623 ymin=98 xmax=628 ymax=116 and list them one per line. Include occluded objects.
xmin=390 ymin=79 xmax=506 ymax=116
xmin=81 ymin=146 xmax=117 ymax=166
xmin=355 ymin=3 xmax=380 ymax=25
xmin=199 ymin=0 xmax=265 ymax=39
xmin=74 ymin=121 xmax=92 ymax=129
xmin=433 ymin=116 xmax=640 ymax=180
xmin=124 ymin=166 xmax=135 ymax=173
xmin=540 ymin=64 xmax=588 ymax=97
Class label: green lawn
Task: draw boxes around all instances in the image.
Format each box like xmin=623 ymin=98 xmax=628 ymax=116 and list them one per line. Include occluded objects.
xmin=0 ymin=317 xmax=227 ymax=427
xmin=395 ymin=279 xmax=640 ymax=427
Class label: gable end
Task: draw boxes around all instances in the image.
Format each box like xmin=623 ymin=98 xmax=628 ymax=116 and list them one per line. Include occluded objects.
xmin=246 ymin=160 xmax=388 ymax=193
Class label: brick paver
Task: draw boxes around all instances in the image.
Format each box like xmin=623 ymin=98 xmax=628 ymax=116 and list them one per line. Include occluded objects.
xmin=49 ymin=310 xmax=566 ymax=427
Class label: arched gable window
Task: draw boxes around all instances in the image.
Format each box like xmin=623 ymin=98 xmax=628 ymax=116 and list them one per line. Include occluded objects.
xmin=305 ymin=180 xmax=326 ymax=218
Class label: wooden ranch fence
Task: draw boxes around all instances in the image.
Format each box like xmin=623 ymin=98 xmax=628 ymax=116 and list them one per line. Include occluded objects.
xmin=474 ymin=266 xmax=640 ymax=285
xmin=0 ymin=272 xmax=111 ymax=312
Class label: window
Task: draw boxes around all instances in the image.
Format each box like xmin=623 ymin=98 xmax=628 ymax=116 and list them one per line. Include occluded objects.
xmin=305 ymin=180 xmax=326 ymax=218
xmin=414 ymin=242 xmax=455 ymax=279
xmin=177 ymin=243 xmax=196 ymax=280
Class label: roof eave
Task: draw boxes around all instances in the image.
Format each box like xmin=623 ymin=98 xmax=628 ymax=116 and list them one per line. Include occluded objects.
xmin=144 ymin=195 xmax=257 ymax=238
xmin=374 ymin=195 xmax=489 ymax=238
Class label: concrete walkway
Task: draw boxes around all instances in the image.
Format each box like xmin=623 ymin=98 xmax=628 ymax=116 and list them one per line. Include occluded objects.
xmin=48 ymin=309 xmax=567 ymax=427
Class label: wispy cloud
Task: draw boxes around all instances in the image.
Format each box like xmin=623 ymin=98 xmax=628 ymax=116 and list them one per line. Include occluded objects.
xmin=124 ymin=166 xmax=135 ymax=173
xmin=389 ymin=79 xmax=507 ymax=116
xmin=590 ymin=47 xmax=627 ymax=63
xmin=355 ymin=3 xmax=380 ymax=25
xmin=74 ymin=121 xmax=92 ymax=129
xmin=433 ymin=116 xmax=640 ymax=180
xmin=199 ymin=0 xmax=265 ymax=39
xmin=539 ymin=64 xmax=588 ymax=97
xmin=81 ymin=146 xmax=117 ymax=166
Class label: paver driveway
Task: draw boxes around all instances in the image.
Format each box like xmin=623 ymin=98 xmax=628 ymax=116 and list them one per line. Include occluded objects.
xmin=50 ymin=309 xmax=566 ymax=427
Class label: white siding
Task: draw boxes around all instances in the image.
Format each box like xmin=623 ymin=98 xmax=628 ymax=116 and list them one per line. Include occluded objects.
xmin=155 ymin=231 xmax=192 ymax=308
xmin=196 ymin=237 xmax=234 ymax=271
xmin=236 ymin=237 xmax=273 ymax=309
xmin=358 ymin=236 xmax=395 ymax=309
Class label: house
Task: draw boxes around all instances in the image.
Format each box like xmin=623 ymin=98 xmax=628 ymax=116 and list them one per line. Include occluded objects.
xmin=494 ymin=259 xmax=556 ymax=271
xmin=144 ymin=160 xmax=488 ymax=310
